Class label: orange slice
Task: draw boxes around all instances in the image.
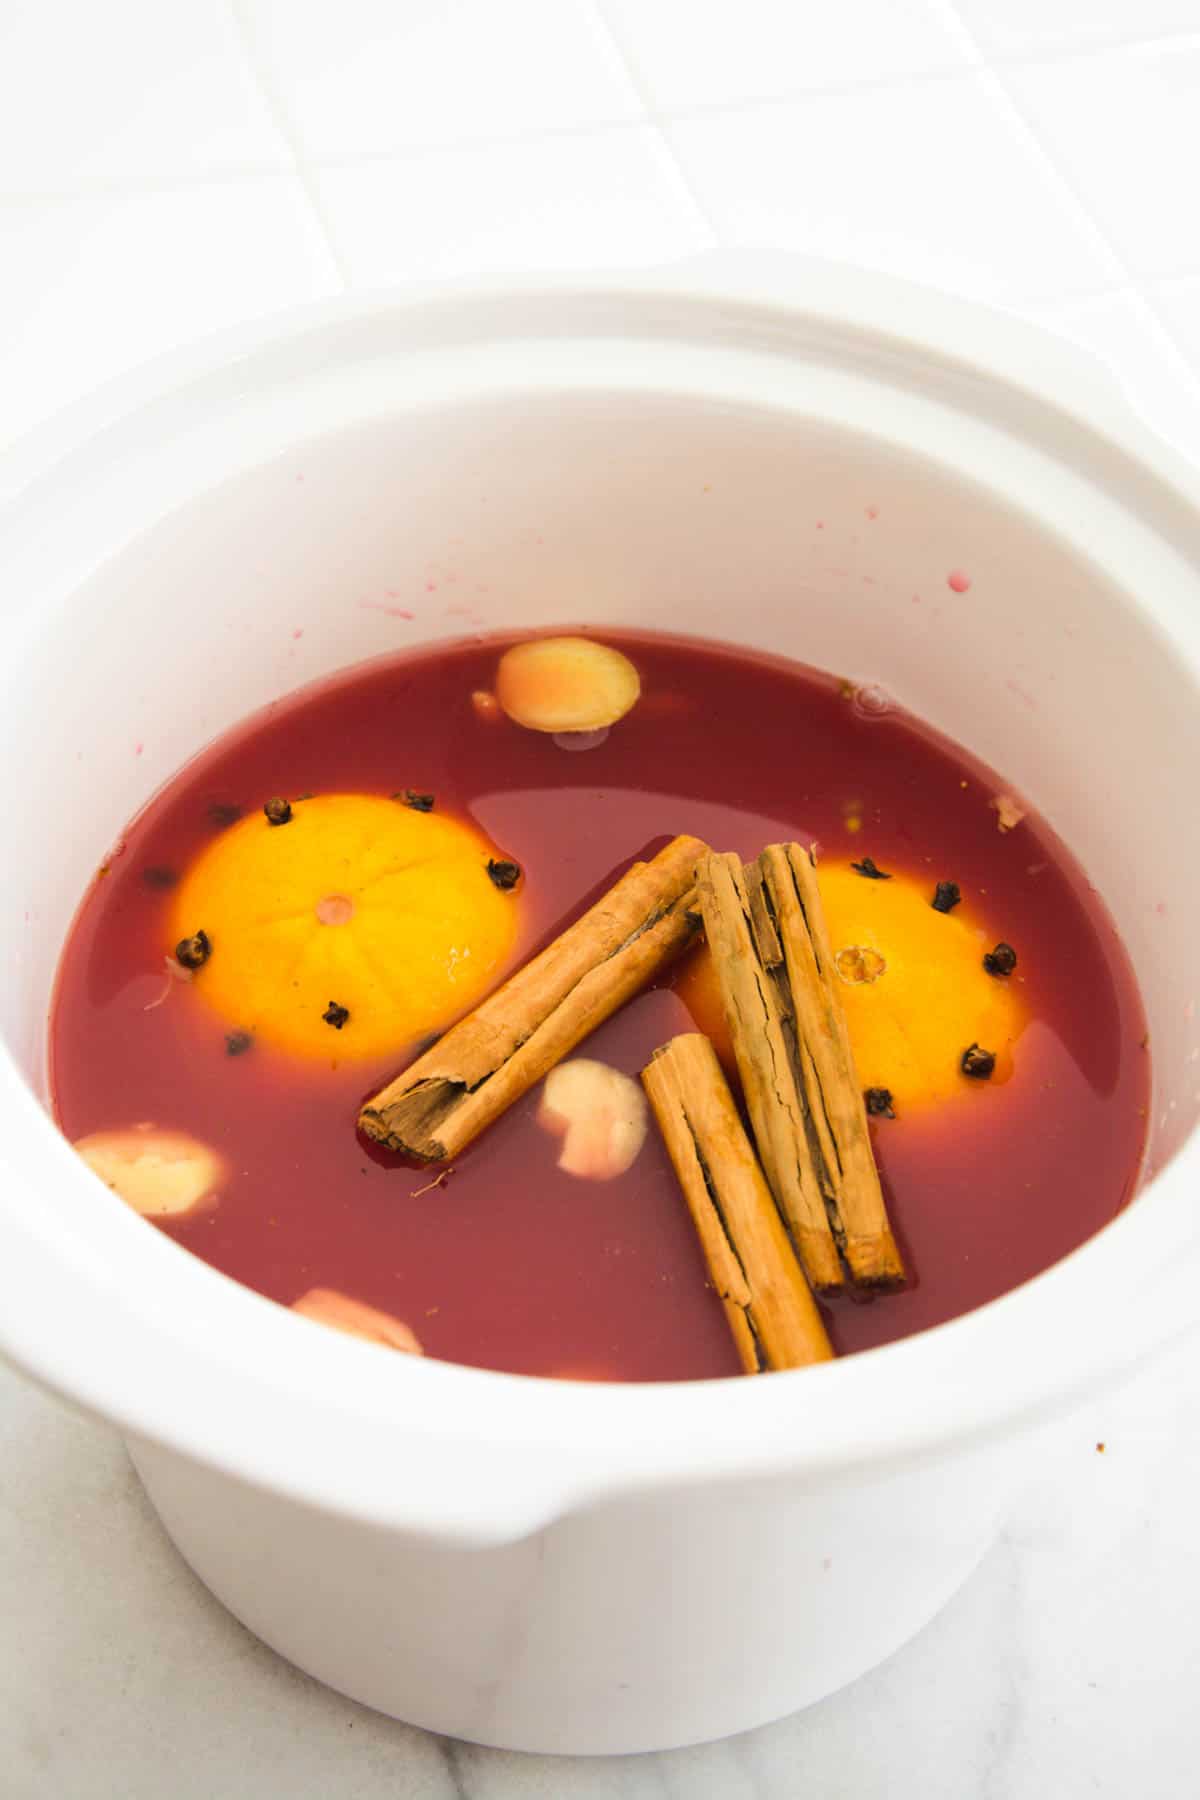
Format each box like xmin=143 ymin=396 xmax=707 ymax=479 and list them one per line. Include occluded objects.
xmin=169 ymin=794 xmax=519 ymax=1061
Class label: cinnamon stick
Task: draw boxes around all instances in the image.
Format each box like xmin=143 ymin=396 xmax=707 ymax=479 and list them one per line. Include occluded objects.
xmin=359 ymin=835 xmax=707 ymax=1161
xmin=642 ymin=1034 xmax=833 ymax=1372
xmin=758 ymin=843 xmax=905 ymax=1289
xmin=697 ymin=847 xmax=906 ymax=1292
xmin=696 ymin=851 xmax=844 ymax=1293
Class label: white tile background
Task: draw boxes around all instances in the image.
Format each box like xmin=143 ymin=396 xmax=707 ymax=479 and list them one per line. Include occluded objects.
xmin=3 ymin=4 xmax=1200 ymax=1796
xmin=2 ymin=0 xmax=1200 ymax=460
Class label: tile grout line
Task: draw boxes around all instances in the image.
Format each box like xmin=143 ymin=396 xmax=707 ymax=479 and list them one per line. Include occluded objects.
xmin=0 ymin=167 xmax=319 ymax=202
xmin=227 ymin=0 xmax=352 ymax=290
xmin=931 ymin=0 xmax=1127 ymax=284
xmin=940 ymin=0 xmax=1200 ymax=398
xmin=590 ymin=0 xmax=721 ymax=243
xmin=1094 ymin=281 xmax=1200 ymax=401
xmin=0 ymin=114 xmax=658 ymax=203
xmin=6 ymin=17 xmax=1200 ymax=336
xmin=1135 ymin=279 xmax=1200 ymax=396
xmin=5 ymin=30 xmax=1200 ymax=202
xmin=2 ymin=147 xmax=1183 ymax=310
xmin=939 ymin=24 xmax=1200 ymax=72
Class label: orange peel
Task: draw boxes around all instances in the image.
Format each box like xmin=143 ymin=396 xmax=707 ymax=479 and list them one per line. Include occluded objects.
xmin=169 ymin=793 xmax=518 ymax=1061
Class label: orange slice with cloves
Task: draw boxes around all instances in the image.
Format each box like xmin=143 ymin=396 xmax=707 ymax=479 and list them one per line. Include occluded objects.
xmin=676 ymin=861 xmax=1026 ymax=1113
xmin=169 ymin=793 xmax=519 ymax=1060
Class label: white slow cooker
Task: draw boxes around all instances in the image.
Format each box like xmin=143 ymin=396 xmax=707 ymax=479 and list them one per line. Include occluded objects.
xmin=0 ymin=259 xmax=1197 ymax=1755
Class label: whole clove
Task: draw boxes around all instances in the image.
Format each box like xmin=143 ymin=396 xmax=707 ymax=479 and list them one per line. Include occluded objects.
xmin=323 ymin=1001 xmax=350 ymax=1030
xmin=931 ymin=881 xmax=961 ymax=913
xmin=225 ymin=1029 xmax=253 ymax=1057
xmin=983 ymin=942 xmax=1018 ymax=977
xmin=175 ymin=930 xmax=211 ymax=970
xmin=961 ymin=1043 xmax=996 ymax=1080
xmin=263 ymin=796 xmax=293 ymax=827
xmin=142 ymin=865 xmax=178 ymax=890
xmin=487 ymin=858 xmax=522 ymax=891
xmin=396 ymin=790 xmax=435 ymax=812
xmin=864 ymin=1087 xmax=896 ymax=1118
xmin=851 ymin=857 xmax=891 ymax=880
xmin=207 ymin=803 xmax=242 ymax=829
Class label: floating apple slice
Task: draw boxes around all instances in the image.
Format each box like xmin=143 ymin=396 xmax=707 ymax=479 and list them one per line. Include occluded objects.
xmin=74 ymin=1126 xmax=225 ymax=1218
xmin=537 ymin=1058 xmax=648 ymax=1181
xmin=495 ymin=637 xmax=640 ymax=733
xmin=291 ymin=1287 xmax=423 ymax=1355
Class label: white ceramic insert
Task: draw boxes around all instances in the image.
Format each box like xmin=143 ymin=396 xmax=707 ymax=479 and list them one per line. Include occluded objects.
xmin=0 ymin=259 xmax=1197 ymax=1755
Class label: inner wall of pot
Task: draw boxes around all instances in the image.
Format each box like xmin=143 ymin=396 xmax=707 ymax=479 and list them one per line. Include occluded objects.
xmin=6 ymin=391 xmax=1199 ymax=1173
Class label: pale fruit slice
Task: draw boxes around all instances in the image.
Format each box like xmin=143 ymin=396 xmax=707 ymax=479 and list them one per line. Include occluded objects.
xmin=291 ymin=1287 xmax=423 ymax=1355
xmin=74 ymin=1127 xmax=225 ymax=1218
xmin=495 ymin=637 xmax=640 ymax=733
xmin=537 ymin=1058 xmax=648 ymax=1180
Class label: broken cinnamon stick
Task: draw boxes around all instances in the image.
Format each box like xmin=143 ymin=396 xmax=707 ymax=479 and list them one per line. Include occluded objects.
xmin=697 ymin=851 xmax=844 ymax=1293
xmin=642 ymin=1034 xmax=833 ymax=1372
xmin=359 ymin=835 xmax=707 ymax=1161
xmin=758 ymin=843 xmax=905 ymax=1289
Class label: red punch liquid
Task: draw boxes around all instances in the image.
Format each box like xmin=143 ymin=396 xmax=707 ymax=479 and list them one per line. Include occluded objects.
xmin=50 ymin=632 xmax=1149 ymax=1379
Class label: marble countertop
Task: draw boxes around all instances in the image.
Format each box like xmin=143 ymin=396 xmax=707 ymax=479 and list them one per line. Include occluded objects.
xmin=5 ymin=1331 xmax=1198 ymax=1798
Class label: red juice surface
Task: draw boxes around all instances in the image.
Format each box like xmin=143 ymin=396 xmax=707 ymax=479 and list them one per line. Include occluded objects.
xmin=49 ymin=632 xmax=1149 ymax=1379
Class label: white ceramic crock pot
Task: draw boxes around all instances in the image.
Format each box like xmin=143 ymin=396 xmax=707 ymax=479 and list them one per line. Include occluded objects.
xmin=1 ymin=259 xmax=1198 ymax=1756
